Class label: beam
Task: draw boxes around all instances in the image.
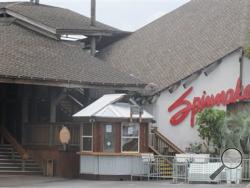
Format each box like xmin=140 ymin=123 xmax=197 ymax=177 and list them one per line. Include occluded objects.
xmin=56 ymin=29 xmax=114 ymax=36
xmin=183 ymin=71 xmax=202 ymax=89
xmin=15 ymin=19 xmax=60 ymax=40
xmin=168 ymin=82 xmax=181 ymax=94
xmin=204 ymin=60 xmax=222 ymax=76
xmin=6 ymin=10 xmax=56 ymax=34
xmin=0 ymin=77 xmax=144 ymax=91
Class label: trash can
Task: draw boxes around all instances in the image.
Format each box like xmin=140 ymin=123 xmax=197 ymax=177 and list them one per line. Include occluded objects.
xmin=46 ymin=159 xmax=54 ymax=177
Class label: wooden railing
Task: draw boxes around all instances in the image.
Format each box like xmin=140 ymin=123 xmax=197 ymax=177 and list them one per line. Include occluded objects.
xmin=0 ymin=127 xmax=29 ymax=160
xmin=23 ymin=123 xmax=80 ymax=147
xmin=149 ymin=128 xmax=184 ymax=156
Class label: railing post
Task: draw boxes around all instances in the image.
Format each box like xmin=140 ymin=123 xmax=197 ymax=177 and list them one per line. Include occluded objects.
xmin=21 ymin=160 xmax=25 ymax=171
xmin=11 ymin=148 xmax=14 ymax=160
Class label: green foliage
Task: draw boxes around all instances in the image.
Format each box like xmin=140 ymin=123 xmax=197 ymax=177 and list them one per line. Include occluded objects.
xmin=223 ymin=111 xmax=250 ymax=154
xmin=185 ymin=142 xmax=203 ymax=154
xmin=196 ymin=107 xmax=250 ymax=155
xmin=243 ymin=31 xmax=250 ymax=59
xmin=196 ymin=109 xmax=226 ymax=154
xmin=244 ymin=46 xmax=250 ymax=59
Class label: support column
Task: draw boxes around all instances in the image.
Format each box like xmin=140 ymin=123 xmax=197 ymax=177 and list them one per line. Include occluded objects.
xmin=21 ymin=87 xmax=29 ymax=145
xmin=49 ymin=89 xmax=57 ymax=146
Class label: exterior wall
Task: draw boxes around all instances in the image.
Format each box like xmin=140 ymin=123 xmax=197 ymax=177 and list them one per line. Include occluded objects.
xmin=80 ymin=155 xmax=144 ymax=176
xmin=84 ymin=122 xmax=149 ymax=153
xmin=148 ymin=50 xmax=242 ymax=150
xmin=28 ymin=147 xmax=80 ymax=178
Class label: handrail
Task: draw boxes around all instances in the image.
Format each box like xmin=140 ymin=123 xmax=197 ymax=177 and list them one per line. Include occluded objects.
xmin=151 ymin=129 xmax=184 ymax=154
xmin=0 ymin=127 xmax=29 ymax=160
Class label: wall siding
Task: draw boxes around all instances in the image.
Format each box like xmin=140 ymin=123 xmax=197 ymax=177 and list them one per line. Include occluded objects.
xmin=148 ymin=50 xmax=242 ymax=150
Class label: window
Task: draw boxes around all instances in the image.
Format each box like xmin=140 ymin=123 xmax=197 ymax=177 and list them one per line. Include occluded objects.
xmin=103 ymin=124 xmax=115 ymax=152
xmin=121 ymin=123 xmax=139 ymax=152
xmin=82 ymin=124 xmax=93 ymax=151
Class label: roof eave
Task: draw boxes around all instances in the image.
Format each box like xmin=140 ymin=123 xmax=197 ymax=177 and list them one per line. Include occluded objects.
xmin=0 ymin=75 xmax=145 ymax=91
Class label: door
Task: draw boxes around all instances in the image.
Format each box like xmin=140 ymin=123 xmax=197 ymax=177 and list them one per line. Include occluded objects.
xmin=103 ymin=124 xmax=115 ymax=152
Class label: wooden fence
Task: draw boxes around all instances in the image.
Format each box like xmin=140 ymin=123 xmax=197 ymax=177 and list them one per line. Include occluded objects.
xmin=23 ymin=123 xmax=80 ymax=147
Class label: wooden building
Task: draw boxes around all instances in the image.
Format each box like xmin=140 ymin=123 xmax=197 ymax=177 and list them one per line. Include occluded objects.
xmin=0 ymin=1 xmax=144 ymax=177
xmin=73 ymin=94 xmax=154 ymax=179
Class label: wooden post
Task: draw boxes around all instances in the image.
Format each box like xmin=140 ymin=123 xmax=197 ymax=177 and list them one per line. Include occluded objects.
xmin=80 ymin=124 xmax=83 ymax=152
xmin=50 ymin=88 xmax=59 ymax=123
xmin=21 ymin=88 xmax=29 ymax=145
xmin=90 ymin=37 xmax=96 ymax=56
xmin=49 ymin=89 xmax=57 ymax=146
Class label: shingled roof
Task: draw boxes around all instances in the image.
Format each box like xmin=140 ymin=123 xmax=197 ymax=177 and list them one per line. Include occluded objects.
xmin=98 ymin=0 xmax=250 ymax=92
xmin=0 ymin=18 xmax=143 ymax=88
xmin=0 ymin=2 xmax=121 ymax=35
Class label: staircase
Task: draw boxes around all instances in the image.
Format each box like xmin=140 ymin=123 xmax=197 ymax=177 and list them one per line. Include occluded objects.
xmin=0 ymin=127 xmax=43 ymax=175
xmin=149 ymin=128 xmax=184 ymax=156
xmin=149 ymin=128 xmax=184 ymax=178
xmin=0 ymin=144 xmax=42 ymax=175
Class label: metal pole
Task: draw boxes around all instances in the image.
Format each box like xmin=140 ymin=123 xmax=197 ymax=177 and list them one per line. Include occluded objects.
xmin=91 ymin=0 xmax=96 ymax=26
xmin=90 ymin=0 xmax=96 ymax=56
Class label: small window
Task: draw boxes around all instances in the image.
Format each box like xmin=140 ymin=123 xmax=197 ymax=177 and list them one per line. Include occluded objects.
xmin=121 ymin=123 xmax=139 ymax=152
xmin=103 ymin=124 xmax=115 ymax=152
xmin=82 ymin=124 xmax=93 ymax=151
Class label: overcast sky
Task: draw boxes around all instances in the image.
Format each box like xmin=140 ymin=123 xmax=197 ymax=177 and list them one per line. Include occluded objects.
xmin=3 ymin=0 xmax=189 ymax=31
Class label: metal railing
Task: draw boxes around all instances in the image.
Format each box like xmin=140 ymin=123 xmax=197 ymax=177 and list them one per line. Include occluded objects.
xmin=131 ymin=155 xmax=250 ymax=183
xmin=149 ymin=129 xmax=184 ymax=155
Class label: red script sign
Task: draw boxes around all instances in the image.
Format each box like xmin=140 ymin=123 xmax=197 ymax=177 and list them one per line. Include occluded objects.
xmin=168 ymin=79 xmax=250 ymax=127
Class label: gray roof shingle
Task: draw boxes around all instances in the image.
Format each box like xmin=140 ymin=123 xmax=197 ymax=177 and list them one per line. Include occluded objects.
xmin=1 ymin=2 xmax=119 ymax=32
xmin=0 ymin=19 xmax=143 ymax=87
xmin=98 ymin=0 xmax=250 ymax=92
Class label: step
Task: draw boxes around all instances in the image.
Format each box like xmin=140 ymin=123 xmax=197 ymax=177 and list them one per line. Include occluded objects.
xmin=0 ymin=151 xmax=18 ymax=155
xmin=0 ymin=148 xmax=13 ymax=152
xmin=0 ymin=144 xmax=12 ymax=148
xmin=0 ymin=158 xmax=35 ymax=162
xmin=0 ymin=162 xmax=39 ymax=167
xmin=0 ymin=171 xmax=43 ymax=175
xmin=0 ymin=155 xmax=22 ymax=159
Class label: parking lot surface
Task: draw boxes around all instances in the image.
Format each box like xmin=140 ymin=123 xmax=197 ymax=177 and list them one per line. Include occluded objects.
xmin=0 ymin=175 xmax=249 ymax=188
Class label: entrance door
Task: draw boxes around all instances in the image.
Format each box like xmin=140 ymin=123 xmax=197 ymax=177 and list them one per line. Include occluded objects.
xmin=103 ymin=124 xmax=115 ymax=152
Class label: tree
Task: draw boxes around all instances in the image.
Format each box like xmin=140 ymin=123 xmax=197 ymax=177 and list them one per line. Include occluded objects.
xmin=196 ymin=109 xmax=226 ymax=154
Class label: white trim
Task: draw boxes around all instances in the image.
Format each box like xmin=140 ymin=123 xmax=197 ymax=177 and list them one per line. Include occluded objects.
xmin=82 ymin=123 xmax=93 ymax=152
xmin=121 ymin=122 xmax=140 ymax=153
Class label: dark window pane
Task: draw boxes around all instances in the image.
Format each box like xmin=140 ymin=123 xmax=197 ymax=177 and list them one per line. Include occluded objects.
xmin=82 ymin=137 xmax=92 ymax=151
xmin=122 ymin=138 xmax=138 ymax=152
xmin=122 ymin=123 xmax=139 ymax=137
xmin=83 ymin=124 xmax=92 ymax=136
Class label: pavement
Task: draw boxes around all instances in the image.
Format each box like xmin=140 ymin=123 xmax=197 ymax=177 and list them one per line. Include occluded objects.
xmin=0 ymin=175 xmax=249 ymax=188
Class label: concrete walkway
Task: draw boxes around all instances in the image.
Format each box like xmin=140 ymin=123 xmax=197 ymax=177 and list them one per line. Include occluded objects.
xmin=0 ymin=175 xmax=249 ymax=188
